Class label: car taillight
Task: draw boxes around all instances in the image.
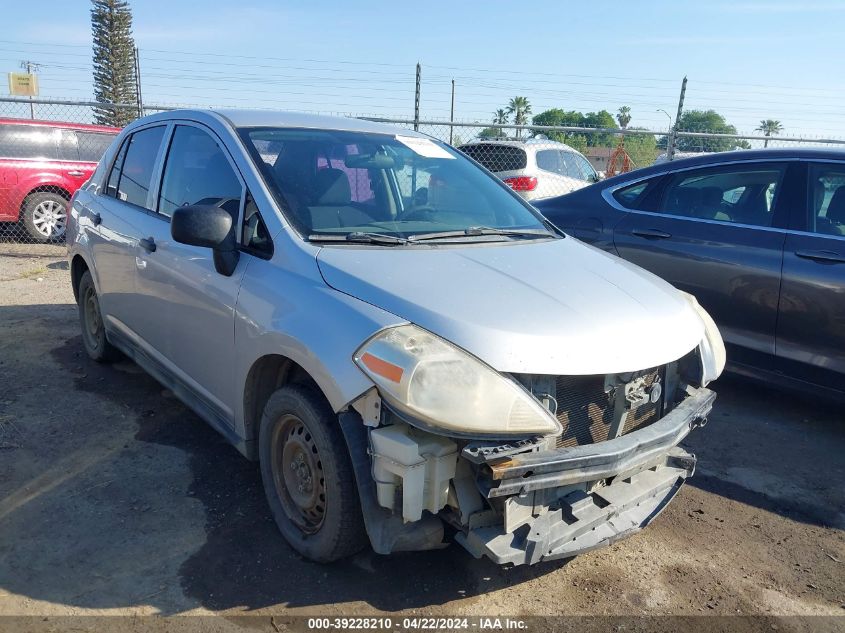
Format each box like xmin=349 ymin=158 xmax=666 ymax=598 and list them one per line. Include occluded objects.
xmin=503 ymin=176 xmax=538 ymax=191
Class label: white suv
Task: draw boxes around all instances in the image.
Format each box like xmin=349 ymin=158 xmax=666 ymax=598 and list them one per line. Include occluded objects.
xmin=459 ymin=138 xmax=598 ymax=201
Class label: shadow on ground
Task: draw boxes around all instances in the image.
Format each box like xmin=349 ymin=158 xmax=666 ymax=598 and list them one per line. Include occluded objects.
xmin=43 ymin=334 xmax=565 ymax=613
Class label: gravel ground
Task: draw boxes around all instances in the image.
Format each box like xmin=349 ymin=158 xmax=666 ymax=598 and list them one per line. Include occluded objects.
xmin=0 ymin=246 xmax=842 ymax=628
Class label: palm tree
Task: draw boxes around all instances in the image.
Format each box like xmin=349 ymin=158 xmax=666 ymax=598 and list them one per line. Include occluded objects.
xmin=755 ymin=119 xmax=783 ymax=148
xmin=506 ymin=97 xmax=532 ymax=138
xmin=490 ymin=108 xmax=509 ymax=138
xmin=617 ymin=106 xmax=632 ymax=129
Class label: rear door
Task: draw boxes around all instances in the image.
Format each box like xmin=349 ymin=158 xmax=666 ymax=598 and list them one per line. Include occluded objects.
xmin=612 ymin=160 xmax=794 ymax=368
xmin=776 ymin=161 xmax=845 ymax=392
xmin=90 ymin=124 xmax=168 ymax=336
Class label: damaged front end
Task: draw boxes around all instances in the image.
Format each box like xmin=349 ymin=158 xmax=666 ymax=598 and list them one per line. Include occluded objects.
xmin=342 ymin=341 xmax=717 ymax=566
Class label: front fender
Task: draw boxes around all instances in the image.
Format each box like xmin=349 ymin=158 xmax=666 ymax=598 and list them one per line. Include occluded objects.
xmin=234 ymin=257 xmax=403 ymax=435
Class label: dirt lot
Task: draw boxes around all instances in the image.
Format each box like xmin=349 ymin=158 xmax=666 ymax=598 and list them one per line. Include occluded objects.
xmin=0 ymin=245 xmax=843 ymax=626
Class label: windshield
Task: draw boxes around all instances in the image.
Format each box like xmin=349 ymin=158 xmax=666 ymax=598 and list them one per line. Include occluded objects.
xmin=239 ymin=127 xmax=552 ymax=240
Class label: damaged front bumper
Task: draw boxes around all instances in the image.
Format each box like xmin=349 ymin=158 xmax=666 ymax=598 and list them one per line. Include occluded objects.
xmin=454 ymin=387 xmax=715 ymax=565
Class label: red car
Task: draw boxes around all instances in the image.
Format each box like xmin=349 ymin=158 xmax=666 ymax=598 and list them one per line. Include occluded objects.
xmin=0 ymin=118 xmax=120 ymax=241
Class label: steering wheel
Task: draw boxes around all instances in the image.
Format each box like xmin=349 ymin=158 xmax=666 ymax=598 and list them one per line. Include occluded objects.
xmin=396 ymin=206 xmax=436 ymax=222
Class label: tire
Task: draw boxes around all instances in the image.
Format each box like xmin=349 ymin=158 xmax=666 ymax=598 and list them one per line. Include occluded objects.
xmin=259 ymin=384 xmax=368 ymax=562
xmin=22 ymin=191 xmax=69 ymax=242
xmin=77 ymin=271 xmax=120 ymax=363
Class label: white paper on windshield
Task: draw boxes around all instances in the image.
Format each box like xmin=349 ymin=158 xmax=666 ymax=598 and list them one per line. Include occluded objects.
xmin=395 ymin=135 xmax=455 ymax=159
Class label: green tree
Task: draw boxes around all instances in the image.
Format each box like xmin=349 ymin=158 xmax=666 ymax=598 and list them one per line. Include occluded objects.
xmin=493 ymin=108 xmax=509 ymax=125
xmin=755 ymin=119 xmax=783 ymax=147
xmin=581 ymin=110 xmax=617 ymax=147
xmin=617 ymin=106 xmax=632 ymax=129
xmin=675 ymin=110 xmax=746 ymax=152
xmin=91 ymin=0 xmax=138 ymax=126
xmin=621 ymin=130 xmax=658 ymax=168
xmin=506 ymin=97 xmax=532 ymax=138
xmin=479 ymin=127 xmax=505 ymax=139
xmin=487 ymin=108 xmax=509 ymax=138
xmin=532 ymin=108 xmax=588 ymax=147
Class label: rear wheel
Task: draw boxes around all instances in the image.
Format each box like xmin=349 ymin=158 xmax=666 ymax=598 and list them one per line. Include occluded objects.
xmin=78 ymin=271 xmax=120 ymax=362
xmin=22 ymin=191 xmax=68 ymax=242
xmin=259 ymin=385 xmax=368 ymax=562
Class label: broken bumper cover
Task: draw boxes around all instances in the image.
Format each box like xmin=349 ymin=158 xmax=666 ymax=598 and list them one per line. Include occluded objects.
xmin=455 ymin=387 xmax=714 ymax=566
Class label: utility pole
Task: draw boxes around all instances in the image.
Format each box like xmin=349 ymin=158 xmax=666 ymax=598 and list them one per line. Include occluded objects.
xmin=20 ymin=60 xmax=39 ymax=119
xmin=449 ymin=79 xmax=455 ymax=145
xmin=414 ymin=62 xmax=421 ymax=132
xmin=667 ymin=76 xmax=687 ymax=161
xmin=133 ymin=47 xmax=143 ymax=119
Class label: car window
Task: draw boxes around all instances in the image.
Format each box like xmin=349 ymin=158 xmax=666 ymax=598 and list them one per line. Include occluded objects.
xmin=111 ymin=126 xmax=166 ymax=209
xmin=559 ymin=151 xmax=586 ymax=180
xmin=0 ymin=124 xmax=58 ymax=160
xmin=242 ymin=192 xmax=273 ymax=257
xmin=459 ymin=144 xmax=527 ymax=172
xmin=57 ymin=129 xmax=79 ymax=161
xmin=535 ymin=149 xmax=560 ymax=173
xmin=612 ymin=181 xmax=650 ymax=208
xmin=573 ymin=153 xmax=596 ymax=180
xmin=242 ymin=128 xmax=548 ymax=238
xmin=658 ymin=164 xmax=786 ymax=227
xmin=809 ymin=163 xmax=845 ymax=237
xmin=106 ymin=137 xmax=129 ymax=197
xmin=77 ymin=132 xmax=118 ymax=163
xmin=158 ymin=125 xmax=243 ymax=218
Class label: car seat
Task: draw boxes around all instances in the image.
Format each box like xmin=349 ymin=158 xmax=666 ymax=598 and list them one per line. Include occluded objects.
xmin=307 ymin=168 xmax=375 ymax=230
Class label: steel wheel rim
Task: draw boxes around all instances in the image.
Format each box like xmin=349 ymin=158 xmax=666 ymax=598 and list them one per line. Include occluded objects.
xmin=32 ymin=199 xmax=67 ymax=238
xmin=83 ymin=286 xmax=102 ymax=348
xmin=271 ymin=414 xmax=326 ymax=534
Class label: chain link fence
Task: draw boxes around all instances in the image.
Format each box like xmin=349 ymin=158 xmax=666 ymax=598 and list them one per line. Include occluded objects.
xmin=2 ymin=96 xmax=844 ymax=251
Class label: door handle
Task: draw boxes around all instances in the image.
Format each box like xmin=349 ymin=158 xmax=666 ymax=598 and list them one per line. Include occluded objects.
xmin=139 ymin=237 xmax=157 ymax=253
xmin=67 ymin=170 xmax=85 ymax=177
xmin=91 ymin=212 xmax=102 ymax=226
xmin=631 ymin=228 xmax=672 ymax=239
xmin=795 ymin=249 xmax=845 ymax=264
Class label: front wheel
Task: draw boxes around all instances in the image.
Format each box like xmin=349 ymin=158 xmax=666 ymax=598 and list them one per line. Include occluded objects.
xmin=22 ymin=191 xmax=68 ymax=242
xmin=259 ymin=385 xmax=368 ymax=562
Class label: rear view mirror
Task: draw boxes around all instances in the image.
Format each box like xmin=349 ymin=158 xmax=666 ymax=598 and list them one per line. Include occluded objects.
xmin=171 ymin=204 xmax=240 ymax=276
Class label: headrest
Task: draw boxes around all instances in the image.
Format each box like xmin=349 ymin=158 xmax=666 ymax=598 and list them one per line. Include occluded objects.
xmin=314 ymin=168 xmax=352 ymax=205
xmin=826 ymin=187 xmax=845 ymax=224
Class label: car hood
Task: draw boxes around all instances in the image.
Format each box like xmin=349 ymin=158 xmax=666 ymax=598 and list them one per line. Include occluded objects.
xmin=316 ymin=237 xmax=704 ymax=375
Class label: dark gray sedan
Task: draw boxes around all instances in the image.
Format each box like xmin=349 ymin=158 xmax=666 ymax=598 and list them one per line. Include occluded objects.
xmin=535 ymin=148 xmax=845 ymax=400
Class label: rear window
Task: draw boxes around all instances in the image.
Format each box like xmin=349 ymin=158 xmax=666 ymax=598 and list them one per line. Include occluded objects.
xmin=459 ymin=144 xmax=527 ymax=172
xmin=77 ymin=132 xmax=117 ymax=162
xmin=0 ymin=123 xmax=58 ymax=160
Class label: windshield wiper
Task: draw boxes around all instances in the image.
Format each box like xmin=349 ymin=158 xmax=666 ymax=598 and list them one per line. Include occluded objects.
xmin=307 ymin=232 xmax=408 ymax=246
xmin=407 ymin=226 xmax=556 ymax=242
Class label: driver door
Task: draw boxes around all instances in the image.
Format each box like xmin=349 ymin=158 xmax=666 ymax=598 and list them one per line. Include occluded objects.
xmin=131 ymin=122 xmax=247 ymax=427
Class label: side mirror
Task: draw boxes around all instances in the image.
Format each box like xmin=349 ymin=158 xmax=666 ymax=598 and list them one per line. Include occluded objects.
xmin=171 ymin=204 xmax=240 ymax=276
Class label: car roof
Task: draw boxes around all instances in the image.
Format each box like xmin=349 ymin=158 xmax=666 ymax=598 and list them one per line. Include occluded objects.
xmin=152 ymin=109 xmax=428 ymax=138
xmin=0 ymin=117 xmax=120 ymax=133
xmin=602 ymin=146 xmax=845 ymax=186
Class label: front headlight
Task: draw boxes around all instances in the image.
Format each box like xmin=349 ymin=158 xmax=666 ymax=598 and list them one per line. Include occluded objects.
xmin=353 ymin=324 xmax=561 ymax=438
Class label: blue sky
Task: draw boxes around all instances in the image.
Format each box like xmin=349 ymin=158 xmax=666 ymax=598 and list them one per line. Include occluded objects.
xmin=2 ymin=0 xmax=844 ymax=136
